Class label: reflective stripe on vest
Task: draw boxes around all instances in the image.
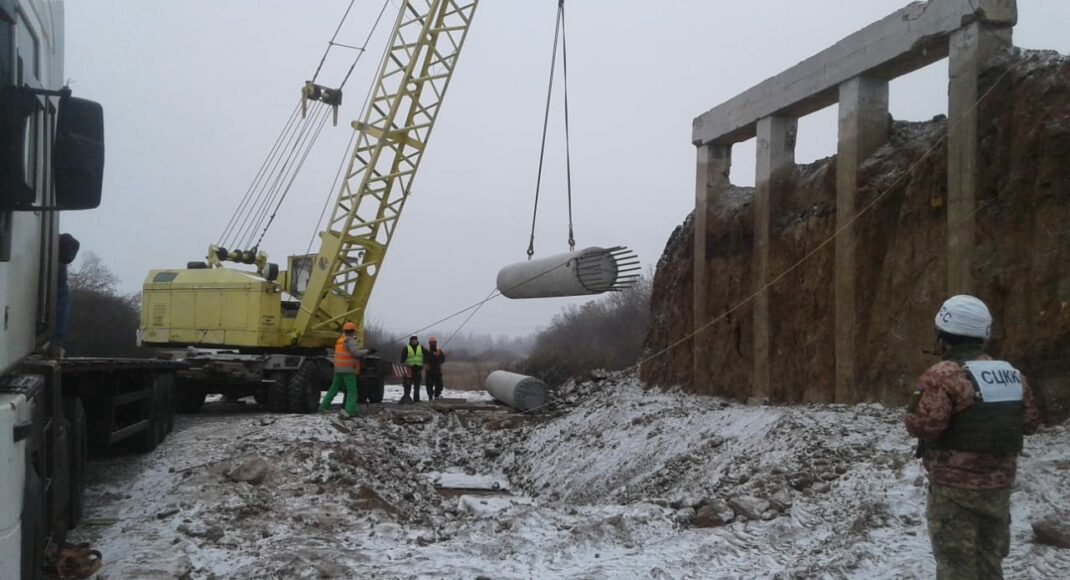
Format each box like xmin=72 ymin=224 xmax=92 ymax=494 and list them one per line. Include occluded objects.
xmin=335 ymin=336 xmax=358 ymax=372
xmin=406 ymin=345 xmax=424 ymax=366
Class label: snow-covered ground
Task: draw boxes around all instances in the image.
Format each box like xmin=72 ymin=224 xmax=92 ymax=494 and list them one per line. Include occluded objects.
xmin=72 ymin=378 xmax=1070 ymax=579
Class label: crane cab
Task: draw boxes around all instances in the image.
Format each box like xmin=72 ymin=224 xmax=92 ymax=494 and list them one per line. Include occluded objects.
xmin=140 ymin=254 xmax=346 ymax=350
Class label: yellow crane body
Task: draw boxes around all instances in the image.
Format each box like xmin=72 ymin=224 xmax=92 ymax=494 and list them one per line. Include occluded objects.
xmin=140 ymin=0 xmax=478 ymax=353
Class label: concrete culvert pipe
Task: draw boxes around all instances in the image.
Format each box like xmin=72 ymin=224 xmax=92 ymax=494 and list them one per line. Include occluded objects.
xmin=485 ymin=371 xmax=548 ymax=412
xmin=496 ymin=246 xmax=640 ymax=299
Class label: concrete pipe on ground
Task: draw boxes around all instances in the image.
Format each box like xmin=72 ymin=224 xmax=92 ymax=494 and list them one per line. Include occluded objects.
xmin=485 ymin=370 xmax=548 ymax=412
xmin=496 ymin=246 xmax=640 ymax=299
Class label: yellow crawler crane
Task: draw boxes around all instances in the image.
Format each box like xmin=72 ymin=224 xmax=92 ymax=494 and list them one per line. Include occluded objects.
xmin=140 ymin=0 xmax=479 ymax=412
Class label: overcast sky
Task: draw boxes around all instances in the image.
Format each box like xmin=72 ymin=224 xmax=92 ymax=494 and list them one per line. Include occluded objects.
xmin=61 ymin=0 xmax=1070 ymax=339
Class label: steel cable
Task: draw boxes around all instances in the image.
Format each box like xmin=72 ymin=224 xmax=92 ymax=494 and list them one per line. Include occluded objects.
xmin=254 ymin=105 xmax=334 ymax=250
xmin=241 ymin=103 xmax=331 ymax=249
xmin=560 ymin=0 xmax=576 ymax=252
xmin=218 ymin=102 xmax=302 ymax=248
xmin=230 ymin=101 xmax=325 ymax=249
xmin=526 ymin=0 xmax=564 ymax=260
xmin=312 ymin=0 xmax=358 ymax=84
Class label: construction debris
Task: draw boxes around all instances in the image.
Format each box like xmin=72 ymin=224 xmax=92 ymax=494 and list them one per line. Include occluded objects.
xmin=67 ymin=381 xmax=1070 ymax=577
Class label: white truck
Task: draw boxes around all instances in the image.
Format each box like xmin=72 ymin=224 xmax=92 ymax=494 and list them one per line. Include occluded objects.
xmin=1 ymin=2 xmax=183 ymax=578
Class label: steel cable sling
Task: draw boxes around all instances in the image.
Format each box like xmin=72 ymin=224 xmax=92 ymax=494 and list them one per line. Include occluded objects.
xmin=527 ymin=0 xmax=576 ymax=260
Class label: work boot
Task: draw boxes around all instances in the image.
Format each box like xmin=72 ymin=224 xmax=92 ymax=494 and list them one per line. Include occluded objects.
xmin=400 ymin=395 xmax=412 ymax=405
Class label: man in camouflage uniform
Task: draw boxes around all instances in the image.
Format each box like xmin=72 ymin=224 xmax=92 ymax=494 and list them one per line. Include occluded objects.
xmin=906 ymin=295 xmax=1041 ymax=579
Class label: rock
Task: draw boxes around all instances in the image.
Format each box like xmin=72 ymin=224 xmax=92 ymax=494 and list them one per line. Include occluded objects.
xmin=353 ymin=485 xmax=401 ymax=518
xmin=913 ymin=475 xmax=926 ymax=487
xmin=1033 ymin=513 xmax=1070 ymax=549
xmin=178 ymin=522 xmax=224 ymax=543
xmin=811 ymin=482 xmax=831 ymax=494
xmin=156 ymin=507 xmax=180 ymax=520
xmin=669 ymin=494 xmax=701 ymax=510
xmin=745 ymin=397 xmax=769 ymax=407
xmin=770 ymin=488 xmax=793 ymax=512
xmin=674 ymin=507 xmax=696 ymax=524
xmin=788 ymin=473 xmax=814 ymax=491
xmin=727 ymin=496 xmax=770 ymax=521
xmin=693 ymin=500 xmax=735 ymax=527
xmin=226 ymin=456 xmax=270 ymax=486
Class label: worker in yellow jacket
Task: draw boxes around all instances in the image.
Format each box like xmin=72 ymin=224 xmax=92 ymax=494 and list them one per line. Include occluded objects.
xmin=400 ymin=335 xmax=426 ymax=403
xmin=321 ymin=322 xmax=369 ymax=417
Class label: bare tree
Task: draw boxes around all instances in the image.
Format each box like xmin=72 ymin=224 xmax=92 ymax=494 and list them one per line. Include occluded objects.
xmin=520 ymin=273 xmax=653 ymax=386
xmin=66 ymin=252 xmax=148 ymax=358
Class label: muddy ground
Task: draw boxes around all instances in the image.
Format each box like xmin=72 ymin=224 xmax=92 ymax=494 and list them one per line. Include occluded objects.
xmin=72 ymin=377 xmax=1070 ymax=579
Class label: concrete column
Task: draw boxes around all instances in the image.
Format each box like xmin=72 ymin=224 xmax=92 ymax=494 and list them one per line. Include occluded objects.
xmin=947 ymin=22 xmax=1012 ymax=295
xmin=693 ymin=144 xmax=732 ymax=390
xmin=754 ymin=116 xmax=797 ymax=400
xmin=835 ymin=77 xmax=889 ymax=403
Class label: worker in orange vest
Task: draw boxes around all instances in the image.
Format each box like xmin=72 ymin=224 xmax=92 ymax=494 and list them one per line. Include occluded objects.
xmin=320 ymin=321 xmax=370 ymax=417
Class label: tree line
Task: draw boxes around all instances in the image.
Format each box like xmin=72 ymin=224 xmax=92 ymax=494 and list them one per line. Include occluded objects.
xmin=69 ymin=255 xmax=654 ymax=386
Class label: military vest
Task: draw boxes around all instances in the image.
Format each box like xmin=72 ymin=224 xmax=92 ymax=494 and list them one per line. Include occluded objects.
xmin=927 ymin=360 xmax=1025 ymax=456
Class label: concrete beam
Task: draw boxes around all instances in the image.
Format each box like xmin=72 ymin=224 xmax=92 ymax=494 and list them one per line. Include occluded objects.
xmin=835 ymin=77 xmax=889 ymax=404
xmin=693 ymin=144 xmax=732 ymax=389
xmin=947 ymin=22 xmax=1012 ymax=295
xmin=692 ymin=0 xmax=1017 ymax=146
xmin=754 ymin=116 xmax=797 ymax=400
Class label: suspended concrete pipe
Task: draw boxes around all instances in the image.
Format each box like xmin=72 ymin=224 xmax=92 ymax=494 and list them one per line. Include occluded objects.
xmin=485 ymin=370 xmax=548 ymax=412
xmin=496 ymin=246 xmax=640 ymax=299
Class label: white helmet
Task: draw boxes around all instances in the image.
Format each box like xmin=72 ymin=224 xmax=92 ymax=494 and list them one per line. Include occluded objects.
xmin=934 ymin=295 xmax=992 ymax=340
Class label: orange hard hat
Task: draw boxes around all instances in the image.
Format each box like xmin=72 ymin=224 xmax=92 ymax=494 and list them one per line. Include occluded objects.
xmin=343 ymin=322 xmax=357 ymax=331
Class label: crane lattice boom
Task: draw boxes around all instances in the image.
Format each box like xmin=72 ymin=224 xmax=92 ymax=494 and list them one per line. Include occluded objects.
xmin=294 ymin=0 xmax=479 ymax=344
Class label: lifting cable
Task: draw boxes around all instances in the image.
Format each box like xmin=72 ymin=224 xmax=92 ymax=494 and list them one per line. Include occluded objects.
xmin=252 ymin=104 xmax=334 ymax=250
xmin=311 ymin=0 xmax=359 ymax=85
xmin=306 ymin=0 xmax=396 ymax=256
xmin=216 ymin=0 xmax=394 ymax=255
xmin=527 ymin=0 xmax=575 ymax=259
xmin=217 ymin=102 xmax=301 ymax=248
xmin=227 ymin=101 xmax=328 ymax=251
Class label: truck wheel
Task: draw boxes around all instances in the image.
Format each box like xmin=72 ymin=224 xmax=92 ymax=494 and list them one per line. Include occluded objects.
xmin=153 ymin=378 xmax=168 ymax=444
xmin=160 ymin=373 xmax=176 ymax=434
xmin=21 ymin=467 xmax=45 ymax=580
xmin=175 ymin=386 xmax=207 ymax=414
xmin=365 ymin=377 xmax=385 ymax=404
xmin=64 ymin=398 xmax=88 ymax=527
xmin=267 ymin=371 xmax=289 ymax=412
xmin=131 ymin=386 xmax=160 ymax=453
xmin=287 ymin=362 xmax=320 ymax=414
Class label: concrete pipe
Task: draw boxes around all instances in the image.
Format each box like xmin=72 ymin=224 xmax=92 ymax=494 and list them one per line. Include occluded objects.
xmin=496 ymin=246 xmax=640 ymax=299
xmin=485 ymin=370 xmax=548 ymax=412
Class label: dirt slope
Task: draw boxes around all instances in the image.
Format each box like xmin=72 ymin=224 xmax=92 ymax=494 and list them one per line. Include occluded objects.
xmin=642 ymin=49 xmax=1070 ymax=419
xmin=71 ymin=378 xmax=1070 ymax=579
